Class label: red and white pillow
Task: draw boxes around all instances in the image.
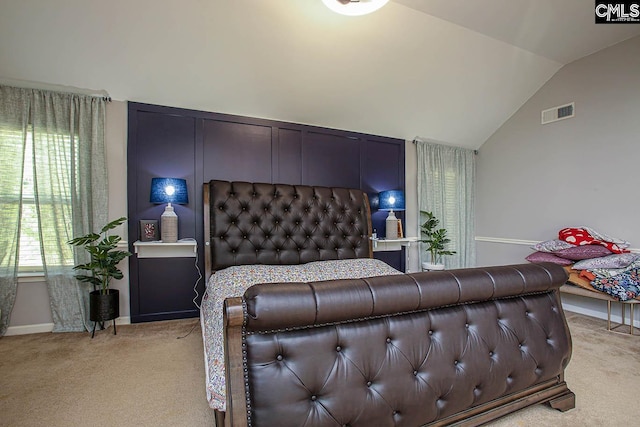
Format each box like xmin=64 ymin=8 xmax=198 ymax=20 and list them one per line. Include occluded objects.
xmin=558 ymin=227 xmax=629 ymax=254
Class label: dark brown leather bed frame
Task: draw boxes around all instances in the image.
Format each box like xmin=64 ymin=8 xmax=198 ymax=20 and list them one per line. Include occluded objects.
xmin=204 ymin=180 xmax=372 ymax=281
xmin=203 ymin=180 xmax=575 ymax=427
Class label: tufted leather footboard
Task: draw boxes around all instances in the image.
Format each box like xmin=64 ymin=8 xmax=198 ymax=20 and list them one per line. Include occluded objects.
xmin=221 ymin=262 xmax=575 ymax=427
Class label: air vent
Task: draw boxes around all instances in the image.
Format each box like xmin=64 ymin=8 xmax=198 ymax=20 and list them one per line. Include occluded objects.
xmin=541 ymin=102 xmax=574 ymax=124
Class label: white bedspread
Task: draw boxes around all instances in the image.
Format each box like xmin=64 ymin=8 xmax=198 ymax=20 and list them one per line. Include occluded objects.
xmin=200 ymin=258 xmax=402 ymax=410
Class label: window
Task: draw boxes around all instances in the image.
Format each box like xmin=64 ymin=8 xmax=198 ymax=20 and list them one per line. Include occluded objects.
xmin=19 ymin=132 xmax=42 ymax=272
xmin=416 ymin=139 xmax=476 ymax=269
xmin=2 ymin=128 xmax=76 ymax=273
xmin=0 ymin=85 xmax=108 ymax=334
xmin=444 ymin=167 xmax=465 ymax=254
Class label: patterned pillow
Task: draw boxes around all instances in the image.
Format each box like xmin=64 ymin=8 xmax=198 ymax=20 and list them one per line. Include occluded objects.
xmin=532 ymin=239 xmax=574 ymax=253
xmin=553 ymin=245 xmax=612 ymax=261
xmin=525 ymin=251 xmax=573 ymax=266
xmin=573 ymin=253 xmax=640 ymax=270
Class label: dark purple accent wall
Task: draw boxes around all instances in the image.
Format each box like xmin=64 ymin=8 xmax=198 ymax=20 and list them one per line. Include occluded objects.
xmin=127 ymin=102 xmax=405 ymax=323
xmin=303 ymin=132 xmax=361 ymax=188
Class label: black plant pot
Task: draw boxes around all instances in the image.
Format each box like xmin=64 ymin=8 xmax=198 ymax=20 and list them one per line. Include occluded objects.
xmin=89 ymin=289 xmax=119 ymax=338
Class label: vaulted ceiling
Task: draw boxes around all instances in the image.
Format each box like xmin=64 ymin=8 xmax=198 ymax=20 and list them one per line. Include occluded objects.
xmin=1 ymin=0 xmax=639 ymax=149
xmin=395 ymin=0 xmax=640 ymax=65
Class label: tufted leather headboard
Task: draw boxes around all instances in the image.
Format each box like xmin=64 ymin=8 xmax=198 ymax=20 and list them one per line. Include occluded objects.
xmin=203 ymin=180 xmax=373 ymax=277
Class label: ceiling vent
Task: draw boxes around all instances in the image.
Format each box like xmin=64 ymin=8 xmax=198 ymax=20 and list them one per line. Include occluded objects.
xmin=541 ymin=102 xmax=574 ymax=124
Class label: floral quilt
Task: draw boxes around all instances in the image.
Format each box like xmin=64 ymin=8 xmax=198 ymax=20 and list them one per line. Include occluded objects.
xmin=200 ymin=258 xmax=402 ymax=410
xmin=590 ymin=268 xmax=640 ymax=301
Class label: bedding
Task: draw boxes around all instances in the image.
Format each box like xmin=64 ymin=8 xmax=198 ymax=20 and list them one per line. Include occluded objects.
xmin=588 ymin=268 xmax=640 ymax=301
xmin=528 ymin=227 xmax=640 ymax=302
xmin=587 ymin=259 xmax=640 ymax=278
xmin=533 ymin=239 xmax=574 ymax=253
xmin=200 ymin=257 xmax=402 ymax=410
xmin=525 ymin=251 xmax=574 ymax=265
xmin=558 ymin=226 xmax=630 ymax=254
xmin=572 ymin=252 xmax=639 ymax=270
xmin=552 ymin=244 xmax=612 ymax=260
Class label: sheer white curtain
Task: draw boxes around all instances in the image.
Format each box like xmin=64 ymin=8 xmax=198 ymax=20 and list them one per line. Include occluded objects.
xmin=0 ymin=87 xmax=25 ymax=336
xmin=0 ymin=85 xmax=107 ymax=335
xmin=415 ymin=138 xmax=476 ymax=269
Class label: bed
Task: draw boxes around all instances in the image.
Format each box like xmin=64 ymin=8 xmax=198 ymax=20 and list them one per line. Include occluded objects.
xmin=200 ymin=180 xmax=574 ymax=426
xmin=200 ymin=181 xmax=397 ymax=408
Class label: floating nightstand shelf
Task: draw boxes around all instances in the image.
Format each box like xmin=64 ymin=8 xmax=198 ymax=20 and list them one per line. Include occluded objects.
xmin=371 ymin=236 xmax=418 ymax=252
xmin=133 ymin=239 xmax=197 ymax=258
xmin=371 ymin=237 xmax=418 ymax=273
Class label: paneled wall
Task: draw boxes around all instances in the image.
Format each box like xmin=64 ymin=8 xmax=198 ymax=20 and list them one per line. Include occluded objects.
xmin=127 ymin=102 xmax=405 ymax=322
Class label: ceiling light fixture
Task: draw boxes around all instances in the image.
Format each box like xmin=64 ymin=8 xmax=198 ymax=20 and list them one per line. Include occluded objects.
xmin=322 ymin=0 xmax=389 ymax=16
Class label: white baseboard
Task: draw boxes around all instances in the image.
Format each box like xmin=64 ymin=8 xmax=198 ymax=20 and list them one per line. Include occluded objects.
xmin=5 ymin=322 xmax=54 ymax=336
xmin=5 ymin=316 xmax=131 ymax=336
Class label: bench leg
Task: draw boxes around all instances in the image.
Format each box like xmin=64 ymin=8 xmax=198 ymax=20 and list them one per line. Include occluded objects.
xmin=608 ymin=300 xmax=639 ymax=335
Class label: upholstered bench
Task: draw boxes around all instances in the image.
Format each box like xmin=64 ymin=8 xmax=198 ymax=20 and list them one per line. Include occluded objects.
xmin=559 ymin=284 xmax=639 ymax=335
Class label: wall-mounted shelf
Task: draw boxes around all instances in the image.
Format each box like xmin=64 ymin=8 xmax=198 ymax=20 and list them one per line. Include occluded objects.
xmin=371 ymin=237 xmax=418 ymax=273
xmin=133 ymin=240 xmax=197 ymax=258
xmin=371 ymin=237 xmax=418 ymax=252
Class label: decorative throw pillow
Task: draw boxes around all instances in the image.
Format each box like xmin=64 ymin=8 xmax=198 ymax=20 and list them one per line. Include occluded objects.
xmin=559 ymin=227 xmax=629 ymax=254
xmin=532 ymin=239 xmax=574 ymax=253
xmin=573 ymin=253 xmax=640 ymax=270
xmin=525 ymin=251 xmax=573 ymax=266
xmin=553 ymin=245 xmax=612 ymax=261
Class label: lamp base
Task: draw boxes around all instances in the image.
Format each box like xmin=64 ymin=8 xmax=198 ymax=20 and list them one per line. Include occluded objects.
xmin=161 ymin=203 xmax=178 ymax=243
xmin=385 ymin=210 xmax=398 ymax=240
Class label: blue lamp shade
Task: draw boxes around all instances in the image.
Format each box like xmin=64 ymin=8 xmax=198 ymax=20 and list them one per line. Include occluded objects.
xmin=378 ymin=190 xmax=405 ymax=211
xmin=150 ymin=178 xmax=189 ymax=205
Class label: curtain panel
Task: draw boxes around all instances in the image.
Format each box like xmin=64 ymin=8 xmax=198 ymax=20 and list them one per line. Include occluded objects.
xmin=415 ymin=138 xmax=476 ymax=269
xmin=0 ymin=85 xmax=108 ymax=335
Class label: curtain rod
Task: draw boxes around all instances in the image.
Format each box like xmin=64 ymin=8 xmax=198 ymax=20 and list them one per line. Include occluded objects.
xmin=0 ymin=78 xmax=111 ymax=102
xmin=412 ymin=138 xmax=478 ymax=155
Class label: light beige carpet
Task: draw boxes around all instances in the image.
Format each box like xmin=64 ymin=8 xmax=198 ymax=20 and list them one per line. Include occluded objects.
xmin=0 ymin=312 xmax=638 ymax=427
xmin=0 ymin=319 xmax=215 ymax=427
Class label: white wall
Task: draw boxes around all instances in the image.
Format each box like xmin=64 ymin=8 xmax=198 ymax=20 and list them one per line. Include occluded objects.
xmin=405 ymin=140 xmax=420 ymax=273
xmin=0 ymin=0 xmax=560 ymax=150
xmin=476 ymin=36 xmax=640 ymax=326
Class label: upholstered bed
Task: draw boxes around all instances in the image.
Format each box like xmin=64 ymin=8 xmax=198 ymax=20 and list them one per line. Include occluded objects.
xmin=201 ymin=180 xmax=575 ymax=426
xmin=200 ymin=180 xmax=393 ymax=409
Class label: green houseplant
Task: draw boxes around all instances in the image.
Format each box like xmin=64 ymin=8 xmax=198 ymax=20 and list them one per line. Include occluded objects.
xmin=419 ymin=211 xmax=456 ymax=270
xmin=68 ymin=217 xmax=131 ymax=337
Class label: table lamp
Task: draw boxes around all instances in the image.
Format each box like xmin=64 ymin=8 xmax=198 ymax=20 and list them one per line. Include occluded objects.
xmin=150 ymin=177 xmax=188 ymax=243
xmin=378 ymin=190 xmax=405 ymax=239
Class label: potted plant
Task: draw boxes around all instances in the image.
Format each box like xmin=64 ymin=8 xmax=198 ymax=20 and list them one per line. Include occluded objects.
xmin=68 ymin=217 xmax=131 ymax=337
xmin=419 ymin=211 xmax=456 ymax=271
